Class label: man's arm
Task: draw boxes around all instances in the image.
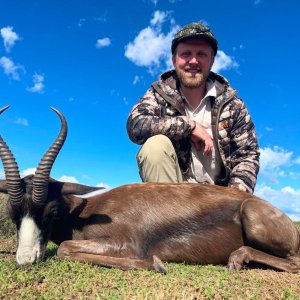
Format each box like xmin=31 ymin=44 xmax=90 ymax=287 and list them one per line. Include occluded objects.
xmin=190 ymin=121 xmax=214 ymax=155
xmin=227 ymin=100 xmax=260 ymax=193
xmin=126 ymin=89 xmax=195 ymax=145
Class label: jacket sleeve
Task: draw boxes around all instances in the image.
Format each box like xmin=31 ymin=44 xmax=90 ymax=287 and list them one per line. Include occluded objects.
xmin=227 ymin=99 xmax=260 ymax=193
xmin=126 ymin=88 xmax=195 ymax=145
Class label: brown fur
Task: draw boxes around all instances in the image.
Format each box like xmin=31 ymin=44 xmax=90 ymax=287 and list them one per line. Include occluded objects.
xmin=50 ymin=182 xmax=300 ymax=273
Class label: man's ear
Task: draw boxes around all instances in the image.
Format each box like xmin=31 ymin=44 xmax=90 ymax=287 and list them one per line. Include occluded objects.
xmin=210 ymin=55 xmax=215 ymax=70
xmin=172 ymin=54 xmax=176 ymax=67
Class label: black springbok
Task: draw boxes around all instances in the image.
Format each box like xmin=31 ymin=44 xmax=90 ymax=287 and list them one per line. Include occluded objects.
xmin=0 ymin=106 xmax=300 ymax=273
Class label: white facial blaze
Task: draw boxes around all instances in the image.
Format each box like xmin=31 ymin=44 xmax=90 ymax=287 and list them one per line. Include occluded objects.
xmin=16 ymin=216 xmax=45 ymax=265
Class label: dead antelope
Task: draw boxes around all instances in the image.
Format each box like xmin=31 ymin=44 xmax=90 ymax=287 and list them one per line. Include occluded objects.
xmin=0 ymin=106 xmax=300 ymax=273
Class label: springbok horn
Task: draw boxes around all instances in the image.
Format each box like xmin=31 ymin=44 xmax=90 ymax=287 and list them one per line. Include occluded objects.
xmin=0 ymin=106 xmax=24 ymax=204
xmin=32 ymin=107 xmax=68 ymax=204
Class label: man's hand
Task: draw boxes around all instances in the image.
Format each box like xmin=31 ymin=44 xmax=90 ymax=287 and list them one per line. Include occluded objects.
xmin=190 ymin=121 xmax=213 ymax=155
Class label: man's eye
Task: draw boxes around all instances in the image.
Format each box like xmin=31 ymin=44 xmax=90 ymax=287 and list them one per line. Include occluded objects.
xmin=181 ymin=53 xmax=190 ymax=58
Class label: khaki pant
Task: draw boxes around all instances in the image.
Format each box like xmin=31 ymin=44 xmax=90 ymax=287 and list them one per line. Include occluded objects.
xmin=137 ymin=135 xmax=186 ymax=183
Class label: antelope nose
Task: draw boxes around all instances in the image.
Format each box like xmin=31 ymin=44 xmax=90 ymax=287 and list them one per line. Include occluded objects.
xmin=16 ymin=244 xmax=45 ymax=265
xmin=16 ymin=248 xmax=37 ymax=265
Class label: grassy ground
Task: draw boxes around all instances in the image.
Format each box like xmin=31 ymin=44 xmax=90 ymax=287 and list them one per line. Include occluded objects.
xmin=1 ymin=239 xmax=300 ymax=299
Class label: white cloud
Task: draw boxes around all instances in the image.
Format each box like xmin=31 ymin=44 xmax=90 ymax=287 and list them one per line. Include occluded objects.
xmin=295 ymin=157 xmax=300 ymax=164
xmin=58 ymin=175 xmax=79 ymax=183
xmin=96 ymin=37 xmax=111 ymax=48
xmin=0 ymin=26 xmax=20 ymax=52
xmin=0 ymin=56 xmax=23 ymax=80
xmin=26 ymin=73 xmax=45 ymax=93
xmin=22 ymin=168 xmax=36 ymax=177
xmin=133 ymin=75 xmax=140 ymax=85
xmin=212 ymin=50 xmax=238 ymax=73
xmin=281 ymin=186 xmax=300 ymax=196
xmin=260 ymin=146 xmax=293 ymax=172
xmin=124 ymin=10 xmax=179 ymax=73
xmin=257 ymin=146 xmax=300 ymax=220
xmin=150 ymin=10 xmax=167 ymax=26
xmin=1 ymin=168 xmax=36 ymax=178
xmin=15 ymin=118 xmax=29 ymax=126
xmin=78 ymin=18 xmax=86 ymax=28
xmin=259 ymin=146 xmax=294 ymax=185
xmin=255 ymin=184 xmax=300 ymax=221
xmin=288 ymin=171 xmax=300 ymax=180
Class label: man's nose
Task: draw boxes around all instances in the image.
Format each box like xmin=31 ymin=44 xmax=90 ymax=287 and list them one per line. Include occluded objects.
xmin=189 ymin=57 xmax=198 ymax=64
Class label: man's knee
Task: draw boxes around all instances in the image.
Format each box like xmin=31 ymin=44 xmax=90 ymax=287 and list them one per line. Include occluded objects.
xmin=137 ymin=135 xmax=175 ymax=164
xmin=137 ymin=135 xmax=183 ymax=183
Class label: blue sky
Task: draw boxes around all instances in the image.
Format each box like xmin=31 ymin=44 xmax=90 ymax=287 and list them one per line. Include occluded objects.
xmin=1 ymin=0 xmax=300 ymax=219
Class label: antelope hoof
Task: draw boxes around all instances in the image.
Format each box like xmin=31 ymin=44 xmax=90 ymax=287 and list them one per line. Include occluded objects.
xmin=152 ymin=255 xmax=167 ymax=274
xmin=228 ymin=257 xmax=244 ymax=271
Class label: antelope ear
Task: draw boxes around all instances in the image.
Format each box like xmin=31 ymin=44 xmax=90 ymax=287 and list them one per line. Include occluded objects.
xmin=49 ymin=179 xmax=104 ymax=195
xmin=61 ymin=182 xmax=104 ymax=195
xmin=0 ymin=180 xmax=8 ymax=193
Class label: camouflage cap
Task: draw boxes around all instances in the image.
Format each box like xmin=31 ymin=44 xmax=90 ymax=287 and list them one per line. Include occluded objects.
xmin=171 ymin=22 xmax=218 ymax=55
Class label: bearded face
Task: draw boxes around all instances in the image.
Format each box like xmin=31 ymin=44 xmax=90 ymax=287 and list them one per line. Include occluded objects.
xmin=175 ymin=65 xmax=206 ymax=88
xmin=172 ymin=38 xmax=215 ymax=89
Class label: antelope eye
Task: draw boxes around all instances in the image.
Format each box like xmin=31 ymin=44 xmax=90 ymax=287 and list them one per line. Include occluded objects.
xmin=51 ymin=208 xmax=59 ymax=218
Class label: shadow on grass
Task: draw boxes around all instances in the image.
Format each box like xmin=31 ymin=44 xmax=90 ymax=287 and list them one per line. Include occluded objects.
xmin=44 ymin=242 xmax=59 ymax=261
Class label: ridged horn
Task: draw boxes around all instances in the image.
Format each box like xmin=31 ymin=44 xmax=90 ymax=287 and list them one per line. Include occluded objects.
xmin=32 ymin=107 xmax=68 ymax=204
xmin=0 ymin=106 xmax=24 ymax=204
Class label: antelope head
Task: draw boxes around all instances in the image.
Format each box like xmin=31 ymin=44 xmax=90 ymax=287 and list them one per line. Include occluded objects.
xmin=0 ymin=106 xmax=100 ymax=265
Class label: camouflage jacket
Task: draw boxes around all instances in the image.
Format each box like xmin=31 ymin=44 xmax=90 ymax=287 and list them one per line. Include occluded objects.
xmin=126 ymin=70 xmax=260 ymax=193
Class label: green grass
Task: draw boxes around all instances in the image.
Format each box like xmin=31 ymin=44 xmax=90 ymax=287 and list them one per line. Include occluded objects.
xmin=1 ymin=242 xmax=300 ymax=299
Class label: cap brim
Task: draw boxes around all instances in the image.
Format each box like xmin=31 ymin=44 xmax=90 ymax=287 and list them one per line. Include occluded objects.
xmin=177 ymin=33 xmax=216 ymax=47
xmin=172 ymin=33 xmax=218 ymax=55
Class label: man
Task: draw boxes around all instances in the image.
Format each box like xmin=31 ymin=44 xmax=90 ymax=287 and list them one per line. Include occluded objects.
xmin=126 ymin=22 xmax=259 ymax=193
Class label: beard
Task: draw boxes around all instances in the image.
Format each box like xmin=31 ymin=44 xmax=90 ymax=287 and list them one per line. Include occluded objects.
xmin=175 ymin=67 xmax=207 ymax=89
